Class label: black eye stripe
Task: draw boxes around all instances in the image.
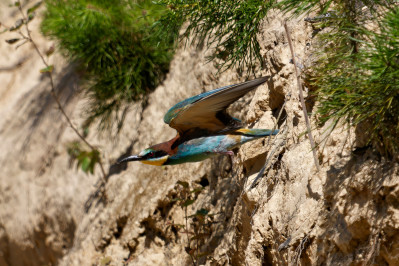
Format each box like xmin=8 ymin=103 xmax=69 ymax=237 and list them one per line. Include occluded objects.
xmin=146 ymin=150 xmax=167 ymax=158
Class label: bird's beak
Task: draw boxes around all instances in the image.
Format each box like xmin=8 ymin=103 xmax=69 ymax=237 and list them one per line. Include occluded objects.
xmin=117 ymin=155 xmax=142 ymax=164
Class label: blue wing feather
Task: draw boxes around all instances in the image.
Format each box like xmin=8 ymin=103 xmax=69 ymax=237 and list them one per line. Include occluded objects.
xmin=163 ymin=85 xmax=234 ymax=125
xmin=163 ymin=76 xmax=270 ymax=134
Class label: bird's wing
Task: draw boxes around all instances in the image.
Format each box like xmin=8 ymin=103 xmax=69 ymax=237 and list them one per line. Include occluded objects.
xmin=164 ymin=76 xmax=270 ymax=134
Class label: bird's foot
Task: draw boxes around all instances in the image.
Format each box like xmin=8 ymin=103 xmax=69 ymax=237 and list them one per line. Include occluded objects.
xmin=225 ymin=150 xmax=234 ymax=157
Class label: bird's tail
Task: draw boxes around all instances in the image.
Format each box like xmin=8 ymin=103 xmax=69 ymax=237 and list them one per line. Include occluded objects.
xmin=235 ymin=128 xmax=279 ymax=136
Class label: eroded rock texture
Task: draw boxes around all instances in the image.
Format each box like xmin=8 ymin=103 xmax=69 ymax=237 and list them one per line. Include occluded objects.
xmin=0 ymin=4 xmax=398 ymax=266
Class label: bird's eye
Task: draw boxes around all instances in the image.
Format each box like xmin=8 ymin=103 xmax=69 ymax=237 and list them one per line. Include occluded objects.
xmin=148 ymin=152 xmax=155 ymax=157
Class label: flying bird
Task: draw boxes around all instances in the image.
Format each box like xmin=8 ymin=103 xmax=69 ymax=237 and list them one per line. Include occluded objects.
xmin=118 ymin=76 xmax=278 ymax=166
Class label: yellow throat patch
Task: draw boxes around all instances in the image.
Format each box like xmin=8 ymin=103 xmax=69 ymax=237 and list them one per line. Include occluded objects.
xmin=141 ymin=155 xmax=169 ymax=166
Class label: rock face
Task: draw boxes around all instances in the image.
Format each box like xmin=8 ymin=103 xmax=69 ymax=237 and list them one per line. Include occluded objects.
xmin=1 ymin=4 xmax=399 ymax=266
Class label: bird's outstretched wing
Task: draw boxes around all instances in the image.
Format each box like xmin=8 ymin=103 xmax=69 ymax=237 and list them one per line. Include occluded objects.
xmin=164 ymin=76 xmax=270 ymax=135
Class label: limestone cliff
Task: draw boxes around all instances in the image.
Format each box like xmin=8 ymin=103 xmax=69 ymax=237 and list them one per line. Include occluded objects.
xmin=0 ymin=3 xmax=398 ymax=266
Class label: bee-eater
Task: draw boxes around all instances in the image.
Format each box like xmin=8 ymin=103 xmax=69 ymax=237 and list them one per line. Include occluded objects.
xmin=118 ymin=76 xmax=278 ymax=166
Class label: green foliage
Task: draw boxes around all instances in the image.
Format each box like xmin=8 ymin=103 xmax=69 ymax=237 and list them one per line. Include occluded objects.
xmin=40 ymin=65 xmax=53 ymax=73
xmin=270 ymin=0 xmax=398 ymax=156
xmin=27 ymin=1 xmax=43 ymax=14
xmin=172 ymin=180 xmax=204 ymax=207
xmin=67 ymin=141 xmax=101 ymax=174
xmin=308 ymin=3 xmax=399 ymax=156
xmin=157 ymin=0 xmax=274 ymax=73
xmin=41 ymin=0 xmax=175 ymax=131
xmin=158 ymin=0 xmax=399 ymax=157
xmin=168 ymin=181 xmax=212 ymax=264
xmin=277 ymin=0 xmax=332 ymax=15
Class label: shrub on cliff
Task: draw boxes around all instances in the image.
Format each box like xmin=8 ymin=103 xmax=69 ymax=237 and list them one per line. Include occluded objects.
xmin=41 ymin=0 xmax=175 ymax=131
xmin=307 ymin=3 xmax=399 ymax=157
xmin=157 ymin=0 xmax=399 ymax=158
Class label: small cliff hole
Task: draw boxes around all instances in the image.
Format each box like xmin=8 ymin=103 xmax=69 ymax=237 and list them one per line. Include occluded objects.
xmin=153 ymin=199 xmax=174 ymax=219
xmin=268 ymin=82 xmax=285 ymax=110
xmin=273 ymin=107 xmax=287 ymax=127
xmin=262 ymin=245 xmax=274 ymax=266
xmin=199 ymin=176 xmax=209 ymax=187
xmin=114 ymin=215 xmax=128 ymax=239
xmin=268 ymin=82 xmax=287 ymax=127
xmin=293 ymin=116 xmax=299 ymax=127
xmin=305 ymin=94 xmax=316 ymax=116
xmin=303 ymin=79 xmax=317 ymax=115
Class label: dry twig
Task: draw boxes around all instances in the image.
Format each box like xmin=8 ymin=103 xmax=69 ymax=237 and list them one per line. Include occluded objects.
xmin=284 ymin=22 xmax=320 ymax=172
xmin=293 ymin=235 xmax=308 ymax=266
xmin=15 ymin=1 xmax=107 ymax=181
